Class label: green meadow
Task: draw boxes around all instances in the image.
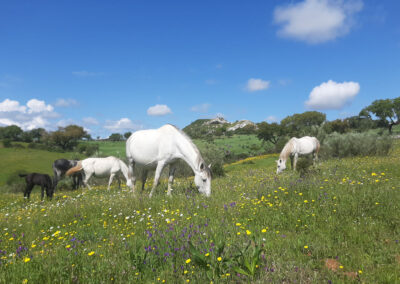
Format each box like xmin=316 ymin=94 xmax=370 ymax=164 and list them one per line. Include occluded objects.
xmin=1 ymin=142 xmax=399 ymax=283
xmin=0 ymin=145 xmax=81 ymax=186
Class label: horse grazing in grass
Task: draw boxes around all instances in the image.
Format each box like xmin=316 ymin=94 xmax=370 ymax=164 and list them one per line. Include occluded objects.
xmin=52 ymin=159 xmax=83 ymax=190
xmin=66 ymin=156 xmax=130 ymax=190
xmin=19 ymin=173 xmax=54 ymax=200
xmin=276 ymin=136 xmax=320 ymax=174
xmin=126 ymin=124 xmax=211 ymax=197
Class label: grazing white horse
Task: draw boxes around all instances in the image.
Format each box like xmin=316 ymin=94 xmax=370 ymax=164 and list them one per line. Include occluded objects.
xmin=276 ymin=136 xmax=320 ymax=174
xmin=126 ymin=124 xmax=211 ymax=197
xmin=66 ymin=156 xmax=130 ymax=190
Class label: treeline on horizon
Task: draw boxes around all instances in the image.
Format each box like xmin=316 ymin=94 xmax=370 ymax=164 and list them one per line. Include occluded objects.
xmin=0 ymin=97 xmax=399 ymax=154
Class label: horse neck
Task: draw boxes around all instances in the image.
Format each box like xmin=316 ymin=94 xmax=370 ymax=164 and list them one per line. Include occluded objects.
xmin=118 ymin=160 xmax=130 ymax=181
xmin=176 ymin=136 xmax=201 ymax=172
xmin=280 ymin=139 xmax=295 ymax=161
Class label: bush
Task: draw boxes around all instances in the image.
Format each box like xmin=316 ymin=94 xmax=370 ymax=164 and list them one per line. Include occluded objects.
xmin=296 ymin=157 xmax=313 ymax=177
xmin=175 ymin=142 xmax=225 ymax=178
xmin=210 ymin=162 xmax=225 ymax=177
xmin=321 ymin=132 xmax=393 ymax=158
xmin=2 ymin=139 xmax=12 ymax=148
xmin=77 ymin=143 xmax=99 ymax=156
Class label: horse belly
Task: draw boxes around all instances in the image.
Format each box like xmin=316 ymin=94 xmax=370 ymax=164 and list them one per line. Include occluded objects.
xmin=128 ymin=133 xmax=164 ymax=167
xmin=299 ymin=142 xmax=314 ymax=154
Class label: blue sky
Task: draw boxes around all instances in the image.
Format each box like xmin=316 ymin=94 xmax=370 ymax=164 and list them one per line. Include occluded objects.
xmin=0 ymin=0 xmax=399 ymax=137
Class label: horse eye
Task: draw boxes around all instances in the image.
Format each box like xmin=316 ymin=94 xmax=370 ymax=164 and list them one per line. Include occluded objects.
xmin=200 ymin=163 xmax=204 ymax=170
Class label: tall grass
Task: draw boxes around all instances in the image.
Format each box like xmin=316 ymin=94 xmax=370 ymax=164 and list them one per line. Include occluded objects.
xmin=1 ymin=143 xmax=400 ymax=282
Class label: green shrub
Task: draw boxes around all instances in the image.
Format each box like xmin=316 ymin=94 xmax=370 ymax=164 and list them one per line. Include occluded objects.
xmin=210 ymin=162 xmax=225 ymax=177
xmin=296 ymin=157 xmax=313 ymax=177
xmin=77 ymin=143 xmax=99 ymax=156
xmin=321 ymin=132 xmax=393 ymax=158
xmin=2 ymin=139 xmax=12 ymax=148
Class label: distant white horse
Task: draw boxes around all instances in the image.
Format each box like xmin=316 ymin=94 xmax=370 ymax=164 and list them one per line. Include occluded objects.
xmin=66 ymin=156 xmax=130 ymax=190
xmin=276 ymin=136 xmax=320 ymax=174
xmin=126 ymin=124 xmax=211 ymax=197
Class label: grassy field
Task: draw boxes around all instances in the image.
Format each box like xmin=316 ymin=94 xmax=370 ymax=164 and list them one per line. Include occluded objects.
xmin=0 ymin=145 xmax=81 ymax=186
xmin=1 ymin=143 xmax=399 ymax=282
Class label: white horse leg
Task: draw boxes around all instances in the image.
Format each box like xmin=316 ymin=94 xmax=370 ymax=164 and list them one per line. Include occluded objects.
xmin=83 ymin=172 xmax=93 ymax=190
xmin=149 ymin=161 xmax=165 ymax=198
xmin=141 ymin=170 xmax=148 ymax=191
xmin=128 ymin=158 xmax=136 ymax=193
xmin=167 ymin=165 xmax=176 ymax=196
xmin=313 ymin=151 xmax=319 ymax=165
xmin=293 ymin=153 xmax=299 ymax=171
xmin=107 ymin=173 xmax=115 ymax=191
xmin=117 ymin=174 xmax=121 ymax=189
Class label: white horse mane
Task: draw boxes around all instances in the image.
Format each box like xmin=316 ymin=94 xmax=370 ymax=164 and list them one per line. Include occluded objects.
xmin=168 ymin=124 xmax=206 ymax=168
xmin=280 ymin=138 xmax=296 ymax=160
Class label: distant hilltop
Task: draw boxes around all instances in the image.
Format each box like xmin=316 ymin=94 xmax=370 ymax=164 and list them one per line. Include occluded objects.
xmin=183 ymin=117 xmax=257 ymax=139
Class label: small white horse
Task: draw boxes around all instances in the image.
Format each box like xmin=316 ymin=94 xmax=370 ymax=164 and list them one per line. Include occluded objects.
xmin=276 ymin=136 xmax=320 ymax=174
xmin=126 ymin=124 xmax=211 ymax=197
xmin=66 ymin=156 xmax=130 ymax=190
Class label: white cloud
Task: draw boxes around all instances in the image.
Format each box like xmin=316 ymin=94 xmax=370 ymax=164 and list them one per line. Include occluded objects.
xmin=72 ymin=70 xmax=103 ymax=77
xmin=147 ymin=104 xmax=172 ymax=116
xmin=82 ymin=117 xmax=99 ymax=125
xmin=0 ymin=98 xmax=58 ymax=130
xmin=0 ymin=99 xmax=26 ymax=112
xmin=27 ymin=99 xmax=54 ymax=113
xmin=266 ymin=115 xmax=278 ymax=123
xmin=191 ymin=103 xmax=211 ymax=113
xmin=55 ymin=98 xmax=78 ymax=107
xmin=274 ymin=0 xmax=363 ymax=44
xmin=305 ymin=80 xmax=360 ymax=110
xmin=246 ymin=78 xmax=270 ymax=92
xmin=104 ymin=118 xmax=143 ymax=132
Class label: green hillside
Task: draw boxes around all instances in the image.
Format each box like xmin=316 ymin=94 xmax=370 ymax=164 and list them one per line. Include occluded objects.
xmin=0 ymin=146 xmax=81 ymax=186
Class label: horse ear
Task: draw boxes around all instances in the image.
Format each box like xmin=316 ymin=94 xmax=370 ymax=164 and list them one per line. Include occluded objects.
xmin=208 ymin=163 xmax=212 ymax=168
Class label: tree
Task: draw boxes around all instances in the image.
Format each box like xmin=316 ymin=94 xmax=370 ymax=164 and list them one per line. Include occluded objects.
xmin=124 ymin=132 xmax=132 ymax=140
xmin=49 ymin=125 xmax=87 ymax=150
xmin=0 ymin=125 xmax=23 ymax=141
xmin=257 ymin=122 xmax=283 ymax=144
xmin=345 ymin=115 xmax=376 ymax=132
xmin=109 ymin=133 xmax=123 ymax=141
xmin=20 ymin=128 xmax=47 ymax=142
xmin=281 ymin=111 xmax=326 ymax=137
xmin=362 ymin=98 xmax=400 ymax=134
xmin=323 ymin=119 xmax=349 ymax=134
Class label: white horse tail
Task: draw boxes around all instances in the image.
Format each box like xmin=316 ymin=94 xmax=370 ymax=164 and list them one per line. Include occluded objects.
xmin=315 ymin=138 xmax=321 ymax=154
xmin=66 ymin=161 xmax=83 ymax=176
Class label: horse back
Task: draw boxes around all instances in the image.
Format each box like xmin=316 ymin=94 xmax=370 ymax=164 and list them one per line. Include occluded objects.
xmin=127 ymin=128 xmax=173 ymax=165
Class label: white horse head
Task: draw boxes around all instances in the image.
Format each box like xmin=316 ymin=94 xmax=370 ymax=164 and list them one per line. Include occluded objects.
xmin=194 ymin=162 xmax=212 ymax=196
xmin=276 ymin=158 xmax=286 ymax=174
